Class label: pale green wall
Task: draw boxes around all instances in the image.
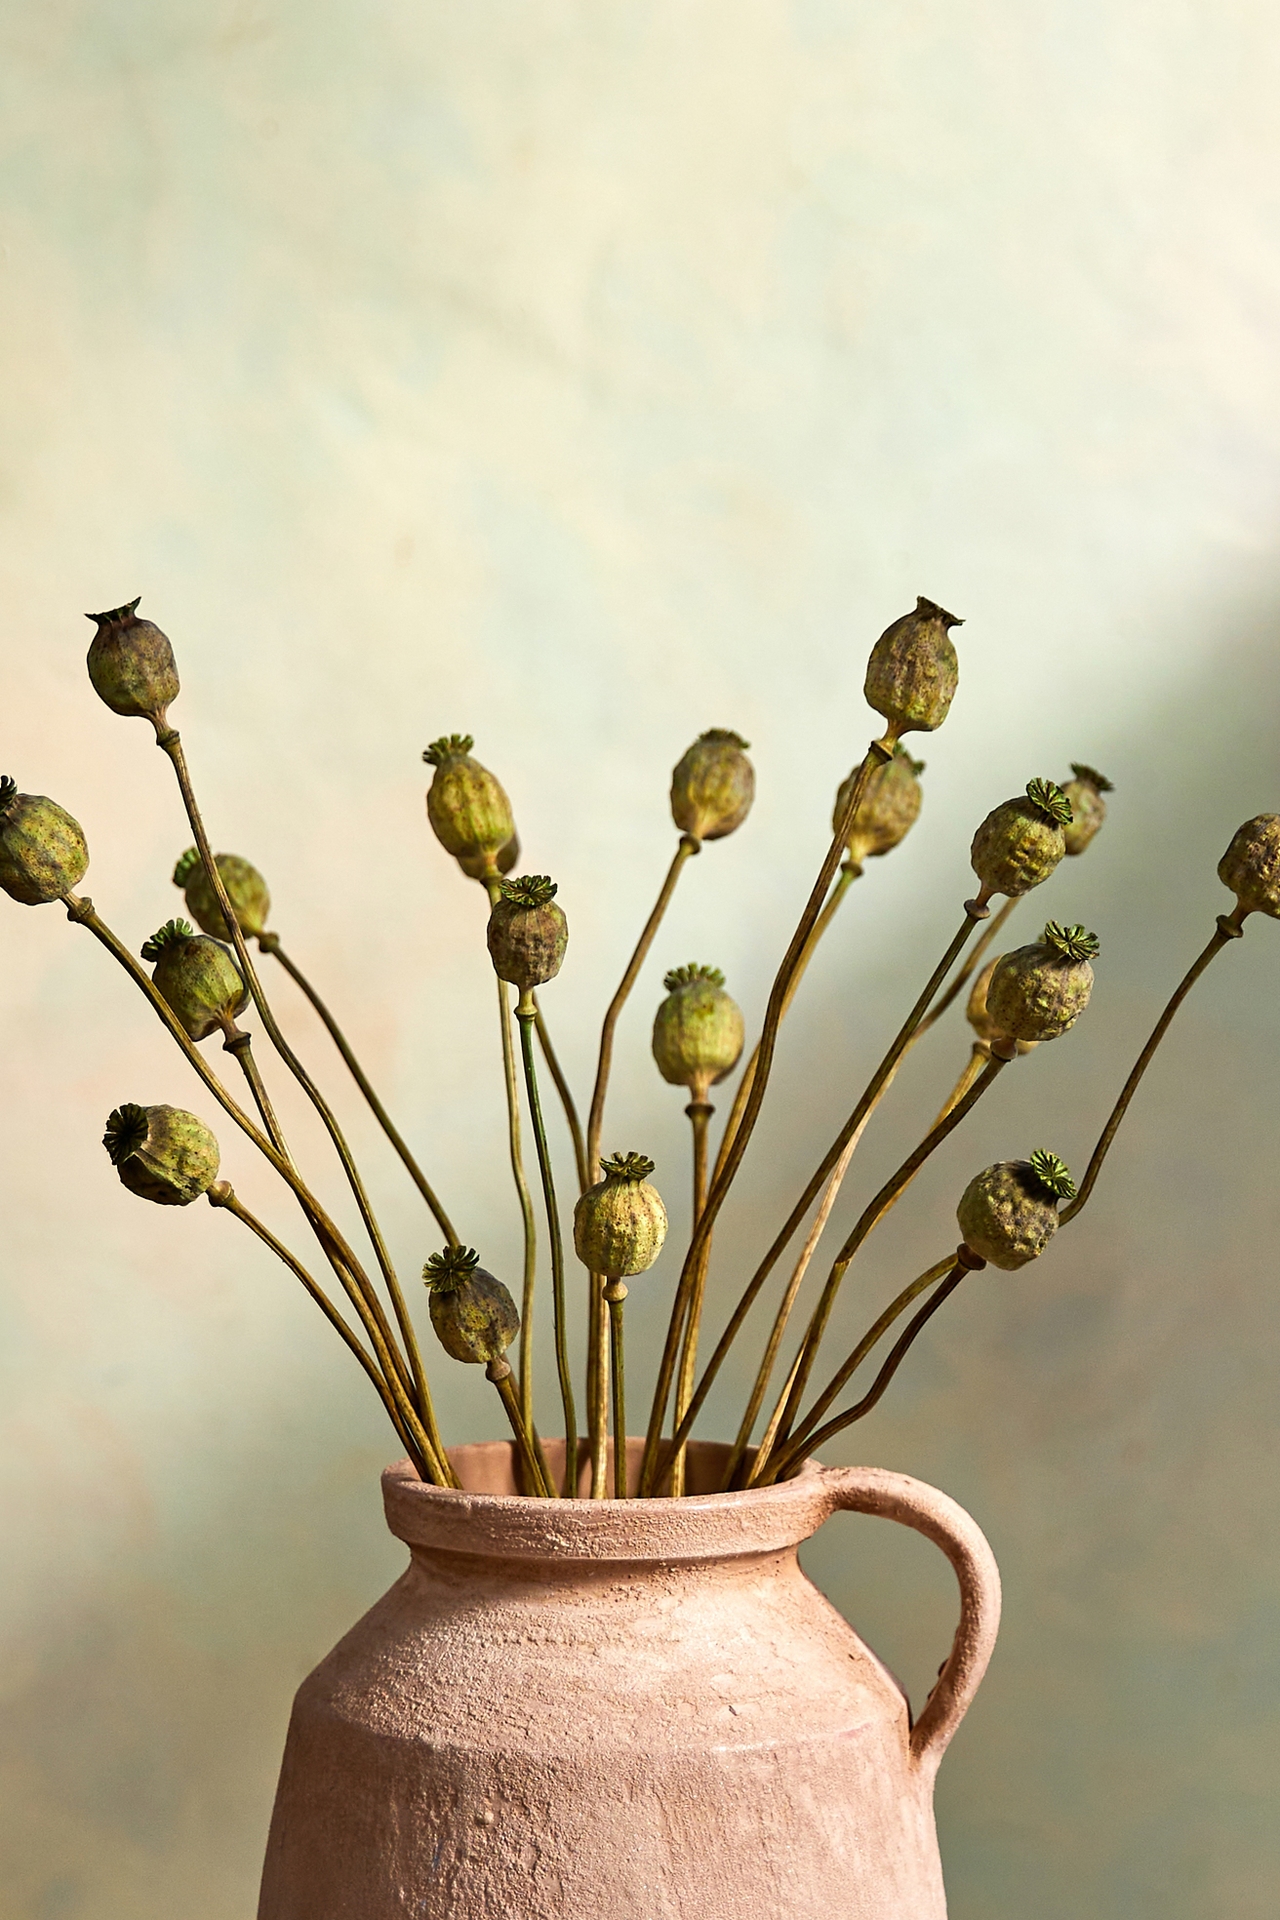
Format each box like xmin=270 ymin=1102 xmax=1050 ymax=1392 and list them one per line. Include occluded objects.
xmin=2 ymin=5 xmax=1279 ymax=1916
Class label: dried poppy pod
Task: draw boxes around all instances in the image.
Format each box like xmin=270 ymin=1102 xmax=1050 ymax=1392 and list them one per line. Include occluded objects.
xmin=173 ymin=847 xmax=271 ymax=940
xmin=1061 ymin=763 xmax=1113 ymax=858
xmin=985 ymin=921 xmax=1098 ymax=1045
xmin=670 ymin=730 xmax=754 ymax=842
xmin=970 ymin=778 xmax=1073 ymax=901
xmin=651 ymin=965 xmax=745 ymax=1101
xmin=574 ymin=1152 xmax=668 ymax=1278
xmin=85 ymin=597 xmax=180 ymax=726
xmin=956 ymin=1150 xmax=1076 ymax=1271
xmin=486 ymin=875 xmax=568 ymax=990
xmin=424 ymin=1247 xmax=520 ymax=1365
xmin=863 ymin=597 xmax=962 ymax=738
xmin=1217 ymin=813 xmax=1280 ymax=921
xmin=966 ymin=956 xmax=1036 ymax=1057
xmin=834 ymin=744 xmax=924 ymax=869
xmin=142 ymin=919 xmax=249 ymax=1042
xmin=103 ymin=1102 xmax=221 ymax=1206
xmin=423 ymin=734 xmax=516 ymax=878
xmin=0 ymin=777 xmax=88 ymax=904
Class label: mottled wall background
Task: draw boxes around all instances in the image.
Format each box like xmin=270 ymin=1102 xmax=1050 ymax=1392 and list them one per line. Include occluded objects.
xmin=2 ymin=4 xmax=1279 ymax=1916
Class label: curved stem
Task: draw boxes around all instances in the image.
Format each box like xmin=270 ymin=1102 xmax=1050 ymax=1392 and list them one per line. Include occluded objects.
xmin=912 ymin=895 xmax=1019 ymax=1038
xmin=585 ymin=835 xmax=699 ymax=1491
xmin=489 ymin=1361 xmax=555 ymax=1498
xmin=766 ymin=1267 xmax=966 ymax=1482
xmin=750 ymin=1254 xmax=959 ymax=1486
xmin=262 ymin=936 xmax=458 ymax=1242
xmin=208 ymin=1183 xmax=424 ymax=1473
xmin=641 ymin=892 xmax=981 ymax=1494
xmin=156 ymin=731 xmax=446 ymax=1470
xmin=640 ymin=747 xmax=895 ymax=1493
xmin=668 ymin=1097 xmax=713 ymax=1496
xmin=222 ymin=1029 xmax=292 ymax=1161
xmin=534 ymin=997 xmax=589 ymax=1194
xmin=492 ymin=969 xmax=539 ymax=1427
xmin=517 ymin=996 xmax=577 ymax=1495
xmin=1061 ymin=919 xmax=1238 ymax=1224
xmin=711 ymin=860 xmax=861 ymax=1185
xmin=62 ymin=891 xmax=450 ymax=1485
xmin=766 ymin=1056 xmax=1005 ymax=1464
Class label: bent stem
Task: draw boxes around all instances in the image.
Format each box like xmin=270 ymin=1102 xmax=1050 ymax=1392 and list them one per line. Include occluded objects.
xmin=913 ymin=895 xmax=1019 ymax=1038
xmin=668 ymin=1095 xmax=714 ymax=1496
xmin=585 ymin=834 xmax=700 ymax=1493
xmin=767 ymin=1267 xmax=968 ymax=1482
xmin=261 ymin=934 xmax=458 ymax=1243
xmin=761 ymin=1051 xmax=1006 ymax=1471
xmin=156 ymin=730 xmax=448 ymax=1472
xmin=645 ymin=897 xmax=985 ymax=1495
xmin=641 ymin=740 xmax=898 ymax=1495
xmin=534 ymin=996 xmax=589 ymax=1193
xmin=487 ymin=1359 xmax=555 ymax=1498
xmin=605 ymin=1279 xmax=628 ymax=1501
xmin=494 ymin=971 xmax=539 ymax=1426
xmin=208 ymin=1182 xmax=425 ymax=1474
xmin=517 ymin=993 xmax=577 ymax=1496
xmin=1061 ymin=914 xmax=1241 ymax=1224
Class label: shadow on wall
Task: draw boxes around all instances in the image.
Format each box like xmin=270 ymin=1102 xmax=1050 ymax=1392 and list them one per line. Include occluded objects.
xmin=2 ymin=609 xmax=1280 ymax=1920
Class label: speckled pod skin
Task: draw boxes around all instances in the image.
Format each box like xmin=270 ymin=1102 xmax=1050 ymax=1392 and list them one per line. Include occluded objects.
xmin=457 ymin=833 xmax=519 ymax=883
xmin=957 ymin=1162 xmax=1060 ymax=1270
xmin=86 ymin=599 xmax=180 ymax=721
xmin=969 ymin=796 xmax=1065 ymax=898
xmin=863 ymin=597 xmax=961 ymax=736
xmin=670 ymin=730 xmax=754 ymax=841
xmin=0 ymin=787 xmax=88 ymax=904
xmin=986 ymin=939 xmax=1094 ymax=1044
xmin=257 ymin=1442 xmax=1001 ymax=1920
xmin=176 ymin=850 xmax=271 ymax=939
xmin=1061 ymin=769 xmax=1109 ymax=857
xmin=429 ymin=1268 xmax=520 ymax=1365
xmin=652 ymin=976 xmax=745 ymax=1093
xmin=106 ymin=1103 xmax=221 ymax=1206
xmin=834 ymin=746 xmax=924 ymax=866
xmin=486 ymin=893 xmax=568 ymax=990
xmin=965 ymin=957 xmax=1036 ymax=1056
xmin=425 ymin=742 xmax=515 ymax=868
xmin=1218 ymin=813 xmax=1280 ymax=918
xmin=574 ymin=1169 xmax=668 ymax=1278
xmin=150 ymin=931 xmax=249 ymax=1041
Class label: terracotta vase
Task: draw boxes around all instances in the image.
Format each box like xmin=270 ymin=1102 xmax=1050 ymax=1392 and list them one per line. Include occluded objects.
xmin=258 ymin=1439 xmax=1000 ymax=1920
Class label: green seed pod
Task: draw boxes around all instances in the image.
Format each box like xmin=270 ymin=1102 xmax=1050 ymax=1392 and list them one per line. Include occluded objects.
xmin=985 ymin=921 xmax=1098 ymax=1044
xmin=834 ymin=744 xmax=925 ymax=868
xmin=0 ymin=778 xmax=89 ymax=905
xmin=85 ymin=598 xmax=180 ymax=723
xmin=863 ymin=597 xmax=962 ymax=737
xmin=573 ymin=1152 xmax=668 ymax=1278
xmin=142 ymin=918 xmax=249 ymax=1041
xmin=486 ymin=875 xmax=568 ymax=990
xmin=1061 ymin=763 xmax=1113 ymax=858
xmin=103 ymin=1102 xmax=221 ymax=1206
xmin=458 ymin=832 xmax=520 ymax=884
xmin=970 ymin=778 xmax=1073 ymax=899
xmin=651 ymin=965 xmax=745 ymax=1099
xmin=172 ymin=847 xmax=271 ymax=940
xmin=966 ymin=955 xmax=1037 ymax=1056
xmin=670 ymin=730 xmax=754 ymax=842
xmin=1217 ymin=813 xmax=1280 ymax=920
xmin=424 ymin=1246 xmax=520 ymax=1364
xmin=956 ymin=1150 xmax=1077 ymax=1272
xmin=423 ymin=734 xmax=516 ymax=877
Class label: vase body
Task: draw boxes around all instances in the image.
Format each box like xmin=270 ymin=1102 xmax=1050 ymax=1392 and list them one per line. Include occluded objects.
xmin=258 ymin=1440 xmax=1000 ymax=1920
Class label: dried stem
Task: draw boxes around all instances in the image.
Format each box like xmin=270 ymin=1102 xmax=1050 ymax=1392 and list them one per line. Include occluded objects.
xmin=534 ymin=996 xmax=589 ymax=1193
xmin=517 ymin=993 xmax=577 ymax=1495
xmin=640 ymin=739 xmax=898 ymax=1494
xmin=1061 ymin=914 xmax=1241 ymax=1224
xmin=493 ymin=969 xmax=539 ymax=1427
xmin=766 ymin=1266 xmax=967 ymax=1482
xmin=667 ymin=1095 xmax=713 ymax=1497
xmin=605 ymin=1280 xmax=628 ymax=1501
xmin=156 ymin=730 xmax=448 ymax=1472
xmin=912 ymin=895 xmax=1019 ymax=1038
xmin=488 ymin=1360 xmax=555 ymax=1498
xmin=222 ymin=1028 xmax=292 ymax=1162
xmin=261 ymin=935 xmax=458 ymax=1242
xmin=208 ymin=1182 xmax=425 ymax=1473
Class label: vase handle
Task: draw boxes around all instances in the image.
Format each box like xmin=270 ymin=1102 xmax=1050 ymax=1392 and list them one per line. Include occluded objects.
xmin=822 ymin=1464 xmax=1002 ymax=1778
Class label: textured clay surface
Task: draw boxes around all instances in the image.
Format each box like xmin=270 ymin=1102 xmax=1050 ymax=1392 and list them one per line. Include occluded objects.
xmin=258 ymin=1440 xmax=1000 ymax=1920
